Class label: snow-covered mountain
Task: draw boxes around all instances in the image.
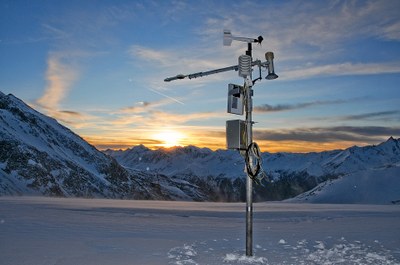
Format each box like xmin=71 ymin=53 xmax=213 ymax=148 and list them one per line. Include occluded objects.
xmin=1 ymin=91 xmax=399 ymax=203
xmin=106 ymin=145 xmax=245 ymax=179
xmin=0 ymin=92 xmax=206 ymax=200
xmin=106 ymin=137 xmax=400 ymax=203
xmin=108 ymin=138 xmax=400 ymax=180
xmin=0 ymin=92 xmax=136 ymax=197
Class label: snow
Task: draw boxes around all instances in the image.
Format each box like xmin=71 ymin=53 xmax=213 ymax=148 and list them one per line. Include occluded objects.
xmin=291 ymin=166 xmax=400 ymax=204
xmin=1 ymin=197 xmax=399 ymax=265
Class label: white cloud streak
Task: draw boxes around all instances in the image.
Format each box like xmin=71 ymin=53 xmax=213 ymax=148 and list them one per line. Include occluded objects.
xmin=281 ymin=61 xmax=400 ymax=80
xmin=36 ymin=53 xmax=78 ymax=110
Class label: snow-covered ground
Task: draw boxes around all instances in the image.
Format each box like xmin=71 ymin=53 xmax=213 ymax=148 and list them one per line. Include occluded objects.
xmin=1 ymin=197 xmax=399 ymax=265
xmin=290 ymin=167 xmax=400 ymax=204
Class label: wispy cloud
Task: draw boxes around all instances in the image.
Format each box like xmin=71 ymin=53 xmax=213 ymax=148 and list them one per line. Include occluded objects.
xmin=113 ymin=109 xmax=221 ymax=128
xmin=339 ymin=110 xmax=400 ymax=121
xmin=195 ymin=1 xmax=400 ymax=67
xmin=128 ymin=1 xmax=400 ymax=85
xmin=129 ymin=45 xmax=233 ymax=79
xmin=280 ymin=62 xmax=400 ymax=80
xmin=41 ymin=24 xmax=70 ymax=42
xmin=255 ymin=126 xmax=400 ymax=143
xmin=383 ymin=21 xmax=400 ymax=40
xmin=149 ymin=88 xmax=185 ymax=105
xmin=33 ymin=52 xmax=102 ymax=129
xmin=129 ymin=45 xmax=172 ymax=66
xmin=148 ymin=110 xmax=221 ymax=126
xmin=36 ymin=53 xmax=78 ymax=110
xmin=119 ymin=98 xmax=173 ymax=114
xmin=254 ymin=99 xmax=346 ymax=113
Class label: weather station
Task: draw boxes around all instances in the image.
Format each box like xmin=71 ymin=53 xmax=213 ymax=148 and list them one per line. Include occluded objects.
xmin=164 ymin=30 xmax=278 ymax=256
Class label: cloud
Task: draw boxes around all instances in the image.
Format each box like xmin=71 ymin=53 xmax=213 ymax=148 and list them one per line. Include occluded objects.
xmin=254 ymin=126 xmax=400 ymax=143
xmin=41 ymin=23 xmax=70 ymax=42
xmin=119 ymin=98 xmax=172 ymax=114
xmin=36 ymin=53 xmax=78 ymax=110
xmin=130 ymin=1 xmax=400 ymax=85
xmin=280 ymin=62 xmax=400 ymax=81
xmin=254 ymin=99 xmax=346 ymax=113
xmin=382 ymin=21 xmax=400 ymax=41
xmin=339 ymin=110 xmax=400 ymax=121
xmin=194 ymin=1 xmax=400 ymax=65
xmin=129 ymin=45 xmax=172 ymax=65
xmin=129 ymin=45 xmax=233 ymax=77
xmin=148 ymin=110 xmax=221 ymax=125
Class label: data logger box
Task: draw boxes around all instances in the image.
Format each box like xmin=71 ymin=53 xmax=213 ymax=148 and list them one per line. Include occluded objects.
xmin=227 ymin=84 xmax=244 ymax=115
xmin=226 ymin=119 xmax=247 ymax=150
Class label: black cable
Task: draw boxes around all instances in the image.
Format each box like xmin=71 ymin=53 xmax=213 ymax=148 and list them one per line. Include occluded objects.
xmin=245 ymin=142 xmax=261 ymax=179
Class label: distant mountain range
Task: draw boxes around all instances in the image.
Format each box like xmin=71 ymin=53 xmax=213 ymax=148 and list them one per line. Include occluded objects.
xmin=1 ymin=91 xmax=399 ymax=204
xmin=105 ymin=137 xmax=400 ymax=203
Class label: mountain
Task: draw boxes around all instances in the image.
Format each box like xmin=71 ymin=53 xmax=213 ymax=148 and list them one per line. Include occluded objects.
xmin=1 ymin=91 xmax=399 ymax=203
xmin=106 ymin=145 xmax=245 ymax=179
xmin=106 ymin=137 xmax=400 ymax=204
xmin=0 ymin=92 xmax=207 ymax=200
xmin=0 ymin=91 xmax=135 ymax=197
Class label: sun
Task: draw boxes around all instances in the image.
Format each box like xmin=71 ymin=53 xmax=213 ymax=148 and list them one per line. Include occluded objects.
xmin=154 ymin=130 xmax=185 ymax=148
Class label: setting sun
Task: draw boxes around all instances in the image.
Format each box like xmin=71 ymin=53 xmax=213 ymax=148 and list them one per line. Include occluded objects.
xmin=153 ymin=130 xmax=185 ymax=148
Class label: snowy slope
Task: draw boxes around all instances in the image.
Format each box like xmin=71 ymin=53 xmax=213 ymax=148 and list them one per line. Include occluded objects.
xmin=0 ymin=91 xmax=136 ymax=197
xmin=290 ymin=166 xmax=400 ymax=204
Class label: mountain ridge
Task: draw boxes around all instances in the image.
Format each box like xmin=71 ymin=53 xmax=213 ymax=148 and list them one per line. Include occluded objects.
xmin=105 ymin=137 xmax=400 ymax=178
xmin=1 ymin=92 xmax=188 ymax=199
xmin=1 ymin=91 xmax=399 ymax=203
xmin=106 ymin=137 xmax=400 ymax=203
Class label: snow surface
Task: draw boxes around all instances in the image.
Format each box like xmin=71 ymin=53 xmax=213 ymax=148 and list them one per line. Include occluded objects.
xmin=1 ymin=197 xmax=399 ymax=265
xmin=290 ymin=166 xmax=400 ymax=204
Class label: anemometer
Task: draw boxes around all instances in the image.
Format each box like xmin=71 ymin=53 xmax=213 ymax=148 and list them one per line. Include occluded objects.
xmin=164 ymin=29 xmax=278 ymax=256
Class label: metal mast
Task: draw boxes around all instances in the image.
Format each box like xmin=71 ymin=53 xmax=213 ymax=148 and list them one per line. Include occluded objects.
xmin=164 ymin=30 xmax=278 ymax=256
xmin=244 ymin=42 xmax=254 ymax=256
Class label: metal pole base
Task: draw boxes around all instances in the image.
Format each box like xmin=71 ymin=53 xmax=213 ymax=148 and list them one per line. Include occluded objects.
xmin=246 ymin=174 xmax=253 ymax=256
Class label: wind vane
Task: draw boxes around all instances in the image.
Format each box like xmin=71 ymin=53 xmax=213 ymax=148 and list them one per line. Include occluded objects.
xmin=164 ymin=29 xmax=278 ymax=257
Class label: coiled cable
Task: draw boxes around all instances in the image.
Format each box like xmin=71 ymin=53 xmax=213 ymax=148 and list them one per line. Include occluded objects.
xmin=245 ymin=142 xmax=269 ymax=185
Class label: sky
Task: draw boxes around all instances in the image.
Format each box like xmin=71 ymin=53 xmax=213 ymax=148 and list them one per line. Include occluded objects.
xmin=1 ymin=0 xmax=400 ymax=153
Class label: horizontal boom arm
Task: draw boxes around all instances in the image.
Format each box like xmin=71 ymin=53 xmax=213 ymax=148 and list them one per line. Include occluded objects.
xmin=164 ymin=60 xmax=268 ymax=82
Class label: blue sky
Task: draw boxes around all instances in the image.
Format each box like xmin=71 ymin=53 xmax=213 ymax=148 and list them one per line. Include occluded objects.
xmin=1 ymin=0 xmax=400 ymax=152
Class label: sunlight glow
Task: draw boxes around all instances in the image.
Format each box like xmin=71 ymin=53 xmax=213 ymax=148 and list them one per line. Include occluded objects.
xmin=153 ymin=130 xmax=185 ymax=148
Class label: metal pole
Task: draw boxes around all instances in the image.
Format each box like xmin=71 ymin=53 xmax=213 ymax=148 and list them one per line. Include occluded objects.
xmin=245 ymin=43 xmax=253 ymax=257
xmin=245 ymin=84 xmax=253 ymax=256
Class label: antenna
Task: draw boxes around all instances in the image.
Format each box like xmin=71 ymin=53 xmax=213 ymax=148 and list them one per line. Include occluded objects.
xmin=164 ymin=30 xmax=278 ymax=257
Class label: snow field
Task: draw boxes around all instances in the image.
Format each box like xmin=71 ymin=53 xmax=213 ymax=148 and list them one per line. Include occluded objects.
xmin=0 ymin=197 xmax=399 ymax=265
